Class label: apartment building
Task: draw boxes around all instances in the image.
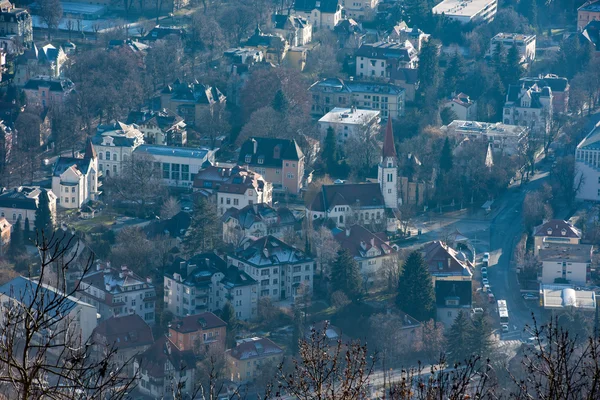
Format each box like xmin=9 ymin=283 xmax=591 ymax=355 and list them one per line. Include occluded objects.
xmin=441 ymin=120 xmax=528 ymax=156
xmin=126 ymin=109 xmax=187 ymax=147
xmin=432 ymin=0 xmax=497 ymax=24
xmin=226 ymin=337 xmax=284 ymax=382
xmin=578 ymin=0 xmax=600 ymax=30
xmin=22 ymin=76 xmax=74 ymax=108
xmin=168 ymin=312 xmax=226 ymax=353
xmin=539 ymin=244 xmax=592 ymax=285
xmin=575 ymin=121 xmax=600 ymax=201
xmin=503 ymin=83 xmax=553 ymax=134
xmin=442 ymin=93 xmax=477 ymax=121
xmin=488 ymin=33 xmax=536 ymax=63
xmin=533 ymin=220 xmax=582 ymax=256
xmin=355 ymin=41 xmax=418 ymax=78
xmin=520 ymin=74 xmax=569 ymax=113
xmin=160 ymin=80 xmax=226 ymax=127
xmin=292 ymin=0 xmax=342 ymax=30
xmin=92 ymin=121 xmax=144 ymax=178
xmin=341 ymin=0 xmax=379 ymax=21
xmin=0 ymin=186 xmax=56 ymax=228
xmin=318 ymin=107 xmax=380 ymax=145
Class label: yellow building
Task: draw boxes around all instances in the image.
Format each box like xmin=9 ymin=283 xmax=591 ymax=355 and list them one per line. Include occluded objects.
xmin=226 ymin=337 xmax=283 ymax=382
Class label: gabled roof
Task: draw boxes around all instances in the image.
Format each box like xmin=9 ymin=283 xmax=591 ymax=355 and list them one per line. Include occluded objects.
xmin=53 ymin=156 xmax=93 ymax=177
xmin=137 ymin=336 xmax=196 ymax=378
xmin=227 ymin=337 xmax=283 ymax=360
xmin=293 ymin=0 xmax=339 ymax=13
xmin=170 ymin=312 xmax=226 ymax=334
xmin=435 ymin=280 xmax=472 ymax=307
xmin=222 ymin=203 xmax=298 ymax=230
xmin=238 ymin=137 xmax=303 ymax=167
xmin=23 ymin=76 xmax=73 ymax=93
xmin=166 ymin=253 xmax=257 ymax=289
xmin=580 ymin=20 xmax=600 ymax=51
xmin=579 ymin=0 xmax=600 ymax=12
xmin=310 ymin=183 xmax=385 ymax=212
xmin=421 ymin=241 xmax=472 ymax=278
xmin=355 ymin=41 xmax=417 ymax=62
xmin=93 ymin=314 xmax=154 ymax=350
xmin=233 ymin=235 xmax=311 ymax=267
xmin=534 ymin=220 xmax=581 ymax=239
xmin=577 ymin=121 xmax=600 ymax=150
xmin=519 ymin=75 xmax=569 ymax=93
xmin=334 ymin=225 xmax=394 ymax=259
xmin=0 ymin=186 xmax=46 ymax=210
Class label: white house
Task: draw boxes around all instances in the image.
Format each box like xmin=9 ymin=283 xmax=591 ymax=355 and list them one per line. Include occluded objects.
xmin=341 ymin=0 xmax=379 ymax=21
xmin=575 ymin=121 xmax=600 ymax=201
xmin=270 ymin=14 xmax=312 ymax=46
xmin=488 ymin=33 xmax=536 ymax=63
xmin=503 ymin=83 xmax=553 ymax=135
xmin=292 ymin=0 xmax=342 ymax=30
xmin=441 ymin=120 xmax=529 ymax=156
xmin=355 ymin=41 xmax=418 ymax=78
xmin=52 ymin=141 xmax=100 ymax=209
xmin=318 ymin=107 xmax=380 ymax=145
xmin=0 ymin=186 xmax=56 ymax=228
xmin=443 ymin=93 xmax=477 ymax=121
xmin=539 ymin=244 xmax=592 ymax=285
xmin=92 ymin=121 xmax=144 ymax=178
xmin=126 ymin=109 xmax=187 ymax=147
xmin=432 ymin=0 xmax=497 ymax=24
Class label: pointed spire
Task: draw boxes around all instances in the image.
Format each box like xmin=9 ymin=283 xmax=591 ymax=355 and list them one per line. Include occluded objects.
xmin=382 ymin=118 xmax=397 ymax=158
xmin=485 ymin=143 xmax=494 ymax=168
xmin=84 ymin=138 xmax=96 ymax=160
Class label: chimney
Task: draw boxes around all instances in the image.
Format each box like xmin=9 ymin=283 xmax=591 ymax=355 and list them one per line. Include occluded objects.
xmin=105 ymin=283 xmax=111 ymax=292
xmin=273 ymin=144 xmax=281 ymax=160
xmin=106 ymin=261 xmax=111 ymax=269
xmin=146 ymin=277 xmax=152 ymax=284
xmin=448 ymin=257 xmax=451 ymax=268
xmin=180 ymin=261 xmax=186 ymax=273
xmin=188 ymin=263 xmax=196 ymax=277
xmin=252 ymin=138 xmax=258 ymax=154
xmin=263 ymin=248 xmax=269 ymax=258
xmin=370 ymin=238 xmax=375 ymax=247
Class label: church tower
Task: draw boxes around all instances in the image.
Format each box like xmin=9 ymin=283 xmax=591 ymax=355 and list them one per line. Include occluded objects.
xmin=378 ymin=118 xmax=398 ymax=209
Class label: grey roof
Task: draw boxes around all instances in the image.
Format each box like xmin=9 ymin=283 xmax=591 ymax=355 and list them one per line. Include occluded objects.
xmin=294 ymin=0 xmax=339 ymax=13
xmin=232 ymin=235 xmax=311 ymax=267
xmin=310 ymin=183 xmax=385 ymax=212
xmin=91 ymin=134 xmax=135 ymax=147
xmin=0 ymin=186 xmax=42 ymax=210
xmin=577 ymin=121 xmax=600 ymax=151
xmin=506 ymin=83 xmax=548 ymax=108
xmin=580 ymin=20 xmax=600 ymax=51
xmin=23 ymin=77 xmax=74 ymax=93
xmin=520 ymin=75 xmax=568 ymax=93
xmin=222 ymin=204 xmax=298 ymax=230
xmin=356 ymin=41 xmax=417 ymax=62
xmin=390 ymin=67 xmax=419 ymax=84
xmin=309 ymin=78 xmax=405 ymax=95
xmin=163 ymin=80 xmax=225 ymax=105
xmin=53 ymin=156 xmax=93 ymax=176
xmin=435 ymin=280 xmax=472 ymax=308
xmin=238 ymin=137 xmax=303 ymax=168
xmin=166 ymin=253 xmax=257 ymax=288
xmin=135 ymin=145 xmax=209 ymax=159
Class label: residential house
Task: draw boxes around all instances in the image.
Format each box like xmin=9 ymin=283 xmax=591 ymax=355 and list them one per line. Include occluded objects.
xmin=0 ymin=186 xmax=56 ymax=228
xmin=92 ymin=121 xmax=144 ymax=178
xmin=228 ymin=235 xmax=314 ymax=302
xmin=160 ymin=80 xmax=225 ymax=127
xmin=91 ymin=314 xmax=154 ymax=376
xmin=134 ymin=145 xmax=217 ymax=189
xmin=342 ymin=0 xmax=379 ymax=21
xmin=443 ymin=93 xmax=477 ymax=121
xmin=333 ymin=224 xmax=396 ymax=285
xmin=126 ymin=109 xmax=187 ymax=146
xmin=226 ymin=337 xmax=284 ymax=382
xmin=270 ymin=14 xmax=312 ymax=46
xmin=134 ymin=336 xmax=196 ymax=398
xmin=533 ymin=220 xmax=582 ymax=256
xmin=441 ymin=120 xmax=529 ymax=156
xmin=164 ymin=253 xmax=258 ymax=320
xmin=318 ymin=107 xmax=380 ymax=145
xmin=52 ymin=141 xmax=100 ymax=209
xmin=193 ymin=166 xmax=272 ymax=215
xmin=487 ymin=33 xmax=536 ymax=63
xmin=388 ymin=22 xmax=429 ymax=51
xmin=77 ymin=263 xmax=157 ymax=325
xmin=168 ymin=312 xmax=226 ymax=353
xmin=421 ymin=241 xmax=473 ymax=326
xmin=575 ymin=121 xmax=600 ymax=201
xmin=432 ymin=0 xmax=497 ymax=24
xmin=578 ymin=0 xmax=600 ymax=31
xmin=107 ymin=39 xmax=149 ymax=55
xmin=292 ymin=0 xmax=342 ymax=30
xmin=222 ymin=203 xmax=301 ymax=244
xmin=580 ymin=20 xmax=600 ymax=54
xmin=237 ymin=137 xmax=305 ymax=195
xmin=309 ymin=77 xmax=406 ymax=119
xmin=0 ymin=276 xmax=97 ymax=348
xmin=503 ymin=83 xmax=553 ymax=135
xmin=143 ymin=25 xmax=186 ymax=41
xmin=355 ymin=41 xmax=419 ymax=78
xmin=22 ymin=76 xmax=74 ymax=108
xmin=334 ymin=18 xmax=366 ymax=49
xmin=538 ymin=244 xmax=592 ymax=285
xmin=244 ymin=26 xmax=289 ymax=64
xmin=520 ymin=74 xmax=570 ymax=113
xmin=14 ymin=43 xmax=68 ymax=86
xmin=285 ymin=45 xmax=308 ymax=71
xmin=0 ymin=1 xmax=32 ymax=53
xmin=390 ymin=67 xmax=419 ymax=103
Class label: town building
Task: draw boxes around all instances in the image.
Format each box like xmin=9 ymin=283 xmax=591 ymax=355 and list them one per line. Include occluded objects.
xmin=22 ymin=76 xmax=74 ymax=108
xmin=487 ymin=33 xmax=536 ymax=63
xmin=441 ymin=120 xmax=528 ymax=156
xmin=134 ymin=145 xmax=216 ymax=188
xmin=92 ymin=121 xmax=144 ymax=178
xmin=334 ymin=18 xmax=366 ymax=49
xmin=519 ymin=74 xmax=569 ymax=114
xmin=142 ymin=25 xmax=187 ymax=41
xmin=0 ymin=186 xmax=56 ymax=228
xmin=575 ymin=121 xmax=600 ymax=201
xmin=442 ymin=93 xmax=477 ymax=121
xmin=390 ymin=67 xmax=419 ymax=103
xmin=0 ymin=1 xmax=32 ymax=52
xmin=77 ymin=263 xmax=157 ymax=325
xmin=134 ymin=336 xmax=196 ymax=398
xmin=164 ymin=253 xmax=258 ymax=320
xmin=540 ymin=284 xmax=597 ymax=312
xmin=222 ymin=203 xmax=302 ymax=245
xmin=270 ymin=14 xmax=312 ymax=46
xmin=226 ymin=337 xmax=284 ymax=382
xmin=238 ymin=137 xmax=305 ymax=195
xmin=533 ymin=220 xmax=582 ymax=256
xmin=292 ymin=0 xmax=342 ymax=30
xmin=0 ymin=276 xmax=97 ymax=347
xmin=91 ymin=314 xmax=154 ymax=376
xmin=341 ymin=0 xmax=379 ymax=21
xmin=193 ymin=166 xmax=272 ymax=216
xmin=355 ymin=40 xmax=419 ymax=77
xmin=333 ymin=224 xmax=396 ymax=285
xmin=421 ymin=241 xmax=473 ymax=326
xmin=14 ymin=44 xmax=68 ymax=86
xmin=52 ymin=141 xmax=100 ymax=209
xmin=126 ymin=109 xmax=187 ymax=147
xmin=160 ymin=80 xmax=226 ymax=127
xmin=309 ymin=78 xmax=406 ymax=119
xmin=538 ymin=244 xmax=592 ymax=285
xmin=318 ymin=107 xmax=380 ymax=145
xmin=228 ymin=235 xmax=314 ymax=302
xmin=168 ymin=312 xmax=226 ymax=353
xmin=432 ymin=0 xmax=497 ymax=24
xmin=388 ymin=22 xmax=430 ymax=51
xmin=244 ymin=26 xmax=289 ymax=64
xmin=578 ymin=0 xmax=600 ymax=31
xmin=503 ymin=83 xmax=553 ymax=134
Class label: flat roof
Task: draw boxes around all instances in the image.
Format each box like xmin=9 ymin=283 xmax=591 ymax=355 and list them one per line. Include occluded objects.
xmin=319 ymin=107 xmax=380 ymax=125
xmin=135 ymin=145 xmax=212 ymax=160
xmin=443 ymin=120 xmax=527 ymax=137
xmin=541 ymin=284 xmax=596 ymax=310
xmin=433 ymin=0 xmax=497 ymax=17
xmin=538 ymin=243 xmax=592 ymax=263
xmin=492 ymin=32 xmax=536 ymax=41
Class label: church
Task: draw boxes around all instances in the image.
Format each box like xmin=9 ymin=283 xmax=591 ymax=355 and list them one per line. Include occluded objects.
xmin=307 ymin=118 xmax=401 ymax=233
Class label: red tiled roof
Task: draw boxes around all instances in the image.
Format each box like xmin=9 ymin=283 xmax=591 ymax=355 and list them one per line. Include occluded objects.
xmin=170 ymin=312 xmax=226 ymax=334
xmin=421 ymin=241 xmax=472 ymax=278
xmin=533 ymin=220 xmax=581 ymax=239
xmin=137 ymin=336 xmax=196 ymax=378
xmin=382 ymin=117 xmax=397 ymax=158
xmin=334 ymin=225 xmax=394 ymax=258
xmin=227 ymin=337 xmax=283 ymax=361
xmin=93 ymin=314 xmax=154 ymax=350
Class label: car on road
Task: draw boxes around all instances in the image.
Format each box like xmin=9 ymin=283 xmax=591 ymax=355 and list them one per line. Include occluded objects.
xmin=471 ymin=307 xmax=484 ymax=315
xmin=501 ymin=324 xmax=510 ymax=333
xmin=482 ymin=278 xmax=489 ymax=286
xmin=522 ymin=293 xmax=539 ymax=301
xmin=481 ymin=267 xmax=488 ymax=278
xmin=483 ymin=252 xmax=490 ymax=262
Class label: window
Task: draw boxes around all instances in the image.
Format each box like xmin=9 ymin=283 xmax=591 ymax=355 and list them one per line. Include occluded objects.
xmin=162 ymin=163 xmax=170 ymax=179
xmin=99 ymin=153 xmax=103 ymax=160
xmin=226 ymin=198 xmax=231 ymax=205
xmin=71 ymin=197 xmax=75 ymax=203
xmin=305 ymin=275 xmax=310 ymax=281
xmin=258 ymin=156 xmax=264 ymax=164
xmin=113 ymin=165 xmax=117 ymax=174
xmin=261 ymin=269 xmax=270 ymax=276
xmin=293 ymin=276 xmax=301 ymax=283
xmin=387 ymin=173 xmax=393 ymax=182
xmin=276 ymin=169 xmax=280 ymax=175
xmin=245 ymin=155 xmax=251 ymax=163
xmin=64 ymin=198 xmax=68 ymax=203
xmin=12 ymin=213 xmax=15 ymax=220
xmin=99 ymin=163 xmax=103 ymax=170
xmin=388 ymin=189 xmax=392 ymax=193
xmin=293 ymin=266 xmax=301 ymax=273
xmin=287 ymin=173 xmax=294 ymax=179
xmin=106 ymin=151 xmax=110 ymax=160
xmin=71 ymin=187 xmax=75 ymax=193
xmin=182 ymin=164 xmax=190 ymax=181
xmin=113 ymin=154 xmax=117 ymax=161
xmin=171 ymin=163 xmax=180 ymax=180
xmin=305 ymin=265 xmax=310 ymax=271
xmin=233 ymin=198 xmax=239 ymax=206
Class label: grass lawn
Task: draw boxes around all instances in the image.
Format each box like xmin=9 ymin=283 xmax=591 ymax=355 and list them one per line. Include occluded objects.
xmin=70 ymin=213 xmax=116 ymax=233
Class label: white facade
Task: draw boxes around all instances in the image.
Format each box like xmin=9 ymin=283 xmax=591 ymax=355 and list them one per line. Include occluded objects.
xmin=292 ymin=3 xmax=342 ymax=30
xmin=443 ymin=93 xmax=477 ymax=121
xmin=503 ymin=84 xmax=553 ymax=135
xmin=441 ymin=120 xmax=528 ymax=156
xmin=52 ymin=146 xmax=100 ymax=209
xmin=318 ymin=107 xmax=380 ymax=145
xmin=217 ymin=187 xmax=272 ymax=217
xmin=575 ymin=121 xmax=600 ymax=201
xmin=539 ymin=244 xmax=592 ymax=285
xmin=0 ymin=186 xmax=57 ymax=228
xmin=379 ymin=153 xmax=397 ymax=209
xmin=93 ymin=122 xmax=144 ymax=178
xmin=342 ymin=0 xmax=379 ymax=20
xmin=488 ymin=33 xmax=536 ymax=63
xmin=355 ymin=41 xmax=418 ymax=77
xmin=432 ymin=0 xmax=497 ymax=24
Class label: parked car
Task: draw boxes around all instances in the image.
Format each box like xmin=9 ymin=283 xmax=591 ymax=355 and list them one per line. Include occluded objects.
xmin=501 ymin=325 xmax=510 ymax=333
xmin=481 ymin=267 xmax=488 ymax=278
xmin=483 ymin=252 xmax=490 ymax=262
xmin=522 ymin=293 xmax=539 ymax=301
xmin=471 ymin=307 xmax=484 ymax=315
xmin=488 ymin=292 xmax=495 ymax=303
xmin=482 ymin=278 xmax=489 ymax=286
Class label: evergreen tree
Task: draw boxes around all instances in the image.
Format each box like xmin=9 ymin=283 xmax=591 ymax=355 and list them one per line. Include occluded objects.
xmin=182 ymin=198 xmax=222 ymax=255
xmin=34 ymin=189 xmax=53 ymax=238
xmin=322 ymin=127 xmax=338 ymax=175
xmin=446 ymin=311 xmax=473 ymax=361
xmin=492 ymin=42 xmax=506 ymax=70
xmin=443 ymin=52 xmax=466 ymax=96
xmin=417 ymin=40 xmax=441 ymax=113
xmin=518 ymin=0 xmax=538 ymax=26
xmin=396 ymin=251 xmax=435 ymax=321
xmin=7 ymin=220 xmax=25 ymax=260
xmin=23 ymin=217 xmax=30 ymax=243
xmin=503 ymin=44 xmax=523 ymax=86
xmin=272 ymin=89 xmax=288 ymax=114
xmin=440 ymin=107 xmax=458 ymax=126
xmin=220 ymin=301 xmax=238 ymax=348
xmin=331 ymin=249 xmax=362 ymax=299
xmin=440 ymin=137 xmax=454 ymax=173
xmin=405 ymin=0 xmax=429 ymax=28
xmin=469 ymin=313 xmax=493 ymax=357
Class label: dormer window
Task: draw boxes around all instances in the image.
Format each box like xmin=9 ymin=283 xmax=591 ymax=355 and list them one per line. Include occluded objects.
xmin=561 ymin=229 xmax=566 ymax=236
xmin=547 ymin=229 xmax=552 ymax=235
xmin=258 ymin=156 xmax=264 ymax=165
xmin=245 ymin=154 xmax=251 ymax=163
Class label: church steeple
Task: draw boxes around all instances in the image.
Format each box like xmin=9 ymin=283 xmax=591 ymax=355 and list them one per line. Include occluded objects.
xmin=382 ymin=117 xmax=397 ymax=159
xmin=378 ymin=118 xmax=398 ymax=210
xmin=84 ymin=138 xmax=96 ymax=160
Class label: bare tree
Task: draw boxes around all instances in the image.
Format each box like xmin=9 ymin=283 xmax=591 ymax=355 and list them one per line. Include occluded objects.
xmin=0 ymin=233 xmax=136 ymax=399
xmin=345 ymin=116 xmax=380 ymax=178
xmin=309 ymin=226 xmax=339 ymax=278
xmin=160 ymin=196 xmax=181 ymax=220
xmin=38 ymin=0 xmax=63 ymax=39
